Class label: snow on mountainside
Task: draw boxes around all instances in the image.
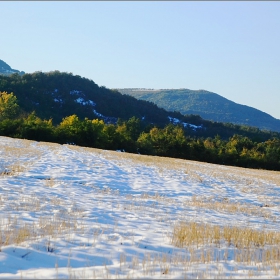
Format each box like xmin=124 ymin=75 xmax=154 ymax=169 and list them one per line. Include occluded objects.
xmin=168 ymin=116 xmax=203 ymax=131
xmin=69 ymin=89 xmax=117 ymax=123
xmin=0 ymin=70 xmax=193 ymax=127
xmin=1 ymin=136 xmax=280 ymax=279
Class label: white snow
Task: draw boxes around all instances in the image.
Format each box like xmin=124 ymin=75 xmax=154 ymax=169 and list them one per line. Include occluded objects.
xmin=70 ymin=90 xmax=83 ymax=96
xmin=75 ymin=97 xmax=86 ymax=105
xmin=54 ymin=98 xmax=63 ymax=103
xmin=75 ymin=98 xmax=96 ymax=106
xmin=168 ymin=116 xmax=180 ymax=124
xmin=93 ymin=109 xmax=104 ymax=118
xmin=0 ymin=136 xmax=280 ymax=279
xmin=88 ymin=100 xmax=96 ymax=106
xmin=182 ymin=122 xmax=203 ymax=129
xmin=168 ymin=116 xmax=203 ymax=130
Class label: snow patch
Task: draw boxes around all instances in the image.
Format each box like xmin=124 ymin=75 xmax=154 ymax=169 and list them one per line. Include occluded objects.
xmin=54 ymin=98 xmax=63 ymax=103
xmin=93 ymin=110 xmax=118 ymax=124
xmin=183 ymin=122 xmax=203 ymax=129
xmin=168 ymin=116 xmax=203 ymax=130
xmin=88 ymin=100 xmax=96 ymax=106
xmin=75 ymin=97 xmax=86 ymax=105
xmin=168 ymin=116 xmax=180 ymax=124
xmin=75 ymin=98 xmax=96 ymax=106
xmin=70 ymin=90 xmax=83 ymax=96
xmin=93 ymin=109 xmax=104 ymax=118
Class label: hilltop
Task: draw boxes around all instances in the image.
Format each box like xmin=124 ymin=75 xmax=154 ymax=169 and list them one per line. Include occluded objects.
xmin=117 ymin=88 xmax=280 ymax=133
xmin=0 ymin=59 xmax=25 ymax=76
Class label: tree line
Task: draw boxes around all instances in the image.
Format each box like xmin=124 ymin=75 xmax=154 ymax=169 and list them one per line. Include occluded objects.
xmin=1 ymin=71 xmax=279 ymax=142
xmin=0 ymin=91 xmax=279 ymax=171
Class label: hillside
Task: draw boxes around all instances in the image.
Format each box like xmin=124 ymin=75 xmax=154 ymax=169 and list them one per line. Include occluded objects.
xmin=0 ymin=71 xmax=176 ymax=126
xmin=0 ymin=71 xmax=280 ymax=143
xmin=1 ymin=136 xmax=280 ymax=279
xmin=117 ymin=88 xmax=280 ymax=133
xmin=0 ymin=59 xmax=25 ymax=76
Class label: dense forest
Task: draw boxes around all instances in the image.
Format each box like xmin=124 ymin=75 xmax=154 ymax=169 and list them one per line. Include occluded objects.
xmin=0 ymin=91 xmax=280 ymax=171
xmin=0 ymin=71 xmax=280 ymax=143
xmin=0 ymin=71 xmax=174 ymax=126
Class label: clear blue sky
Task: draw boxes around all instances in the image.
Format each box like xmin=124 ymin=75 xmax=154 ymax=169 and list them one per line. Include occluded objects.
xmin=1 ymin=1 xmax=280 ymax=119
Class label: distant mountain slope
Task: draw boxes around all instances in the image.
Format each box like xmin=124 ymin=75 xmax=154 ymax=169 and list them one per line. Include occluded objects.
xmin=0 ymin=59 xmax=25 ymax=76
xmin=117 ymin=88 xmax=280 ymax=133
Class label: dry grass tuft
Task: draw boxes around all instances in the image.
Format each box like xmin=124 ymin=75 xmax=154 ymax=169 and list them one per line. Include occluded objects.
xmin=170 ymin=221 xmax=280 ymax=270
xmin=172 ymin=221 xmax=280 ymax=249
xmin=187 ymin=195 xmax=274 ymax=219
xmin=0 ymin=162 xmax=27 ymax=176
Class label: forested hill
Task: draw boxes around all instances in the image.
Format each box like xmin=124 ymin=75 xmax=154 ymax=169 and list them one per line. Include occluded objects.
xmin=0 ymin=71 xmax=178 ymax=126
xmin=0 ymin=61 xmax=279 ymax=170
xmin=0 ymin=71 xmax=280 ymax=142
xmin=117 ymin=88 xmax=280 ymax=133
xmin=0 ymin=59 xmax=25 ymax=76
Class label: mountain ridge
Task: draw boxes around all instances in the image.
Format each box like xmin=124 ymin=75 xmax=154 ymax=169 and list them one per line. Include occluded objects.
xmin=0 ymin=59 xmax=25 ymax=76
xmin=116 ymin=88 xmax=280 ymax=133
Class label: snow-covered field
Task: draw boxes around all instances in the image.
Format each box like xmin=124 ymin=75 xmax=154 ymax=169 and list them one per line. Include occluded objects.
xmin=1 ymin=136 xmax=280 ymax=279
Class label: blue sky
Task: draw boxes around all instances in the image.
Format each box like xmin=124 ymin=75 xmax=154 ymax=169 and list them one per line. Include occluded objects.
xmin=1 ymin=1 xmax=280 ymax=119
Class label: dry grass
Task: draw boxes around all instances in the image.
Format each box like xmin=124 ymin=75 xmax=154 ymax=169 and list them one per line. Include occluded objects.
xmin=125 ymin=192 xmax=175 ymax=205
xmin=0 ymin=212 xmax=86 ymax=249
xmin=0 ymin=162 xmax=27 ymax=176
xmin=186 ymin=195 xmax=274 ymax=219
xmin=171 ymin=221 xmax=280 ymax=267
xmin=172 ymin=221 xmax=280 ymax=249
xmin=43 ymin=177 xmax=58 ymax=187
xmin=0 ymin=139 xmax=42 ymax=176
